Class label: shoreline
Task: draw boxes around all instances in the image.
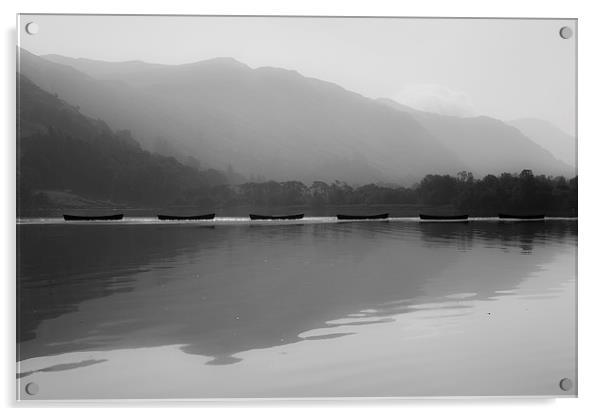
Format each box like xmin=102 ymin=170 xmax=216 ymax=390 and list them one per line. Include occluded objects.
xmin=16 ymin=216 xmax=579 ymax=225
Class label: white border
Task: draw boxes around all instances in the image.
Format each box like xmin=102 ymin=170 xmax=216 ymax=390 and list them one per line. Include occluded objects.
xmin=3 ymin=0 xmax=601 ymax=414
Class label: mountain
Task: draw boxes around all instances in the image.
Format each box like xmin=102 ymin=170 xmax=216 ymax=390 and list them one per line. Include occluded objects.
xmin=19 ymin=49 xmax=190 ymax=155
xmin=507 ymin=118 xmax=576 ymax=168
xmin=18 ymin=71 xmax=117 ymax=143
xmin=42 ymin=54 xmax=168 ymax=78
xmin=377 ymin=98 xmax=573 ymax=177
xmin=21 ymin=50 xmax=462 ymax=184
xmin=22 ymin=49 xmax=572 ymax=183
xmin=17 ymin=73 xmax=228 ymax=211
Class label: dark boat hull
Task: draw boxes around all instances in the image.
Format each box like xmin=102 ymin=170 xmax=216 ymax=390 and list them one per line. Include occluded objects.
xmin=336 ymin=213 xmax=389 ymax=220
xmin=249 ymin=214 xmax=304 ymax=220
xmin=158 ymin=214 xmax=215 ymax=220
xmin=419 ymin=214 xmax=469 ymax=221
xmin=498 ymin=213 xmax=545 ymax=220
xmin=63 ymin=214 xmax=124 ymax=221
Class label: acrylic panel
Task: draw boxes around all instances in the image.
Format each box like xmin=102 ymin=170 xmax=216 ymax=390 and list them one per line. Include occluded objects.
xmin=16 ymin=14 xmax=577 ymax=400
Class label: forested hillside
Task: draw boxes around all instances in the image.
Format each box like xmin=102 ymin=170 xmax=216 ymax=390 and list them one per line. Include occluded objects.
xmin=17 ymin=74 xmax=229 ymax=211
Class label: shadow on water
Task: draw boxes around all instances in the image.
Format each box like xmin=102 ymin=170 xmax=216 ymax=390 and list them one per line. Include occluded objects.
xmin=17 ymin=220 xmax=576 ymax=365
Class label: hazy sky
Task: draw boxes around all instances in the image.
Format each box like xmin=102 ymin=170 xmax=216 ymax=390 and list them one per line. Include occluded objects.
xmin=19 ymin=15 xmax=576 ymax=134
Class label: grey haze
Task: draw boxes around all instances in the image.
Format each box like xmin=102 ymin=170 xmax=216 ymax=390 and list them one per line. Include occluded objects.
xmin=19 ymin=15 xmax=576 ymax=135
xmin=19 ymin=49 xmax=572 ymax=184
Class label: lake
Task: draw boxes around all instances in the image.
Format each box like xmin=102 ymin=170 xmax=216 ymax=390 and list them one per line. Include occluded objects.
xmin=16 ymin=218 xmax=577 ymax=399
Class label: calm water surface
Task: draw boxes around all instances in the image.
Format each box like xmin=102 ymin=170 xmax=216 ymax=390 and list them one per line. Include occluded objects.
xmin=17 ymin=219 xmax=577 ymax=399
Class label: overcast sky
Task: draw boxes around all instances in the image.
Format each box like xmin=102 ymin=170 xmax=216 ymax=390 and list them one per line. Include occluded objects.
xmin=19 ymin=15 xmax=576 ymax=134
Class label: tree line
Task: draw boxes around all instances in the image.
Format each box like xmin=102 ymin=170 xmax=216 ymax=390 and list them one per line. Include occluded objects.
xmin=177 ymin=169 xmax=577 ymax=216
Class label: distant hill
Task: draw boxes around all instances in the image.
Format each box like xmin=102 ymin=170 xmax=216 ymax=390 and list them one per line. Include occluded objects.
xmin=508 ymin=118 xmax=576 ymax=169
xmin=17 ymin=74 xmax=228 ymax=211
xmin=43 ymin=54 xmax=168 ymax=78
xmin=22 ymin=49 xmax=573 ymax=183
xmin=377 ymin=98 xmax=573 ymax=177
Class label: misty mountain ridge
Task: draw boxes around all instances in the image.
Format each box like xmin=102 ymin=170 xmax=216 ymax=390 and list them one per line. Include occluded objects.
xmin=377 ymin=98 xmax=573 ymax=177
xmin=376 ymin=97 xmax=575 ymax=171
xmin=507 ymin=118 xmax=576 ymax=168
xmin=17 ymin=73 xmax=230 ymax=209
xmin=43 ymin=54 xmax=250 ymax=80
xmin=22 ymin=49 xmax=572 ymax=184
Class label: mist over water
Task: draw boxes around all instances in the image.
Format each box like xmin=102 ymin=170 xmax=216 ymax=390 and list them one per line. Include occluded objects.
xmin=17 ymin=220 xmax=576 ymax=398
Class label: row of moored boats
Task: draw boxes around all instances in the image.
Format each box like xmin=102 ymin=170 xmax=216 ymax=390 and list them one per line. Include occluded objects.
xmin=62 ymin=213 xmax=547 ymax=221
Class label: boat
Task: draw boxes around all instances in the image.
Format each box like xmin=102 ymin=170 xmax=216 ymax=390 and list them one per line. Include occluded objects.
xmin=498 ymin=213 xmax=545 ymax=220
xmin=157 ymin=214 xmax=215 ymax=220
xmin=336 ymin=213 xmax=389 ymax=220
xmin=419 ymin=214 xmax=469 ymax=221
xmin=63 ymin=214 xmax=124 ymax=221
xmin=249 ymin=214 xmax=304 ymax=220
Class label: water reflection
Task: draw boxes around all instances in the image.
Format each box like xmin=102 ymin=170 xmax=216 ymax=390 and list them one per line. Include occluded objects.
xmin=17 ymin=221 xmax=576 ymax=366
xmin=17 ymin=359 xmax=108 ymax=379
